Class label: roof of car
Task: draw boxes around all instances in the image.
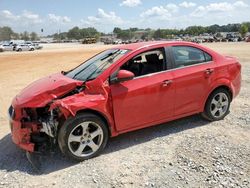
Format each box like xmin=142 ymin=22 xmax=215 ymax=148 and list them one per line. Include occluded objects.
xmin=115 ymin=41 xmax=198 ymax=51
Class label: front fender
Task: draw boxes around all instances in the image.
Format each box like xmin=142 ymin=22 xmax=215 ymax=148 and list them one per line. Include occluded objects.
xmin=49 ymin=92 xmax=116 ymax=136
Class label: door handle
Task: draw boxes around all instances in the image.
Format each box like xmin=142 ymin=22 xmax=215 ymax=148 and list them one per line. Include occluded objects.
xmin=162 ymin=80 xmax=173 ymax=87
xmin=205 ymin=68 xmax=214 ymax=75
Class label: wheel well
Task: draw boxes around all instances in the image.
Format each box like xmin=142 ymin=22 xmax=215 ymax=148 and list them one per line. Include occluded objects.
xmin=207 ymin=85 xmax=233 ymax=103
xmin=76 ymin=109 xmax=111 ymax=136
xmin=203 ymin=85 xmax=232 ymax=112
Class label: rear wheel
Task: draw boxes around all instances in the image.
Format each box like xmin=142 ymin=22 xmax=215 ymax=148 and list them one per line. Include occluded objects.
xmin=202 ymin=88 xmax=231 ymax=121
xmin=58 ymin=113 xmax=109 ymax=161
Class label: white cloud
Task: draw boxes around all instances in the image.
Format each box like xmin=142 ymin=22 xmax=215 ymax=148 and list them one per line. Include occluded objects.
xmin=0 ymin=10 xmax=73 ymax=34
xmin=120 ymin=0 xmax=141 ymax=7
xmin=140 ymin=6 xmax=171 ymax=18
xmin=81 ymin=8 xmax=125 ymax=31
xmin=207 ymin=2 xmax=234 ymax=11
xmin=22 ymin=10 xmax=42 ymax=24
xmin=191 ymin=1 xmax=249 ymax=17
xmin=83 ymin=8 xmax=124 ymax=25
xmin=190 ymin=6 xmax=206 ymax=17
xmin=179 ymin=1 xmax=196 ymax=8
xmin=166 ymin=3 xmax=179 ymax=13
xmin=233 ymin=1 xmax=248 ymax=7
xmin=1 ymin=10 xmax=19 ymax=20
xmin=48 ymin=14 xmax=71 ymax=23
xmin=0 ymin=10 xmax=42 ymax=26
xmin=140 ymin=3 xmax=178 ymax=19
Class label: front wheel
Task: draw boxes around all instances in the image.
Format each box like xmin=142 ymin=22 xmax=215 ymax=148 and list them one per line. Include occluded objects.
xmin=202 ymin=88 xmax=231 ymax=121
xmin=58 ymin=113 xmax=109 ymax=161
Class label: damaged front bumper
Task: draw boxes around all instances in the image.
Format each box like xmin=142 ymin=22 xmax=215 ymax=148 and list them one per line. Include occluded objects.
xmin=8 ymin=73 xmax=85 ymax=153
xmin=8 ymin=105 xmax=58 ymax=153
xmin=8 ymin=106 xmax=36 ymax=152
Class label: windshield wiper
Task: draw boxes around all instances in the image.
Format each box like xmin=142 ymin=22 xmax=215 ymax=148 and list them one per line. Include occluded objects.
xmin=85 ymin=50 xmax=120 ymax=81
xmin=72 ymin=62 xmax=95 ymax=79
xmin=73 ymin=50 xmax=120 ymax=80
xmin=85 ymin=58 xmax=112 ymax=81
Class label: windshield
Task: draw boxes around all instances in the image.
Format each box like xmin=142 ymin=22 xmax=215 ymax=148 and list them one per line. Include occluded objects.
xmin=66 ymin=49 xmax=129 ymax=81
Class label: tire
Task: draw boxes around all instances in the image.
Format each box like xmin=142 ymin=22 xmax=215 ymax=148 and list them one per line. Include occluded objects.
xmin=17 ymin=48 xmax=22 ymax=52
xmin=202 ymin=88 xmax=231 ymax=121
xmin=30 ymin=48 xmax=34 ymax=51
xmin=58 ymin=113 xmax=109 ymax=161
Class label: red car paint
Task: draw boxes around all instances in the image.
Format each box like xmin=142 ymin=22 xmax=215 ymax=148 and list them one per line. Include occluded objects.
xmin=9 ymin=41 xmax=241 ymax=152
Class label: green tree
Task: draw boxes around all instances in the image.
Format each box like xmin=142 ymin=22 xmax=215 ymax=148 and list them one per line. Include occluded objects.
xmin=113 ymin=27 xmax=122 ymax=34
xmin=67 ymin=27 xmax=81 ymax=39
xmin=12 ymin=32 xmax=20 ymax=40
xmin=80 ymin=27 xmax=99 ymax=38
xmin=153 ymin=29 xmax=163 ymax=39
xmin=30 ymin=32 xmax=39 ymax=41
xmin=240 ymin=24 xmax=248 ymax=37
xmin=118 ymin=30 xmax=130 ymax=40
xmin=243 ymin=22 xmax=250 ymax=31
xmin=0 ymin=26 xmax=14 ymax=40
xmin=207 ymin=24 xmax=221 ymax=34
xmin=21 ymin=31 xmax=30 ymax=41
xmin=185 ymin=26 xmax=206 ymax=35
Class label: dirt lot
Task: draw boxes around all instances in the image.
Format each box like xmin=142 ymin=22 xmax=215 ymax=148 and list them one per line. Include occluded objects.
xmin=0 ymin=43 xmax=249 ymax=187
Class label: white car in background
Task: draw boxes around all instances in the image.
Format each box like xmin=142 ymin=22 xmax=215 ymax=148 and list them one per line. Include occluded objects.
xmin=0 ymin=44 xmax=14 ymax=51
xmin=16 ymin=44 xmax=35 ymax=52
xmin=25 ymin=42 xmax=43 ymax=50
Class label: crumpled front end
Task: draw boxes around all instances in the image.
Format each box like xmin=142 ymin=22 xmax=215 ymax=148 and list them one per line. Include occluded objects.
xmin=8 ymin=73 xmax=113 ymax=153
xmin=8 ymin=104 xmax=59 ymax=152
xmin=8 ymin=73 xmax=84 ymax=153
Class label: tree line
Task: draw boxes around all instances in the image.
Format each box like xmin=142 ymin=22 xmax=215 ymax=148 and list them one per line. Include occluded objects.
xmin=0 ymin=27 xmax=39 ymax=41
xmin=48 ymin=22 xmax=250 ymax=40
xmin=1 ymin=22 xmax=249 ymax=41
xmin=48 ymin=27 xmax=100 ymax=40
xmin=113 ymin=22 xmax=250 ymax=40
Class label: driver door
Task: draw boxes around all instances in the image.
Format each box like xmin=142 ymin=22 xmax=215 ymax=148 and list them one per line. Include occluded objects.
xmin=110 ymin=48 xmax=175 ymax=132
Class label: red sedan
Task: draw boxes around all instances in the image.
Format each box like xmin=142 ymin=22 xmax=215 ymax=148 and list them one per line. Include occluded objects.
xmin=9 ymin=41 xmax=241 ymax=161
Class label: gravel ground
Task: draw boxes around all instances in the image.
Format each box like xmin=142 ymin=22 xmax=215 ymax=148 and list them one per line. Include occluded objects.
xmin=0 ymin=43 xmax=249 ymax=188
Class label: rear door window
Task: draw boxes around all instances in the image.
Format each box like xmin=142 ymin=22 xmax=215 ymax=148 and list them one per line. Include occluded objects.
xmin=171 ymin=46 xmax=212 ymax=68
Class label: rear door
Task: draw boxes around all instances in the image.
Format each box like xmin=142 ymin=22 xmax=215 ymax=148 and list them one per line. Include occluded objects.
xmin=169 ymin=46 xmax=216 ymax=116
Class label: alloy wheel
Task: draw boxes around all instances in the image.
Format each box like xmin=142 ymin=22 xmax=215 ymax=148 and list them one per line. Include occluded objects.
xmin=210 ymin=92 xmax=229 ymax=118
xmin=68 ymin=121 xmax=104 ymax=157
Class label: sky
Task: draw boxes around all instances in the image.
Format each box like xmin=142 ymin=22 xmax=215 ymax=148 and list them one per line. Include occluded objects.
xmin=0 ymin=0 xmax=249 ymax=35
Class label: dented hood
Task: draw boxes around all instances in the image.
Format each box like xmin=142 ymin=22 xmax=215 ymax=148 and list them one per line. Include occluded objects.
xmin=13 ymin=73 xmax=83 ymax=108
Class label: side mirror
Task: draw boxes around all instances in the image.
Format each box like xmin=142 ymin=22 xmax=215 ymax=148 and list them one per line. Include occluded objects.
xmin=110 ymin=70 xmax=135 ymax=84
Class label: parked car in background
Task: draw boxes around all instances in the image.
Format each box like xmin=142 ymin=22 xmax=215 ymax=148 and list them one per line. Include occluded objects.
xmin=246 ymin=36 xmax=250 ymax=42
xmin=33 ymin=43 xmax=43 ymax=50
xmin=25 ymin=42 xmax=43 ymax=50
xmin=16 ymin=44 xmax=35 ymax=52
xmin=0 ymin=44 xmax=14 ymax=51
xmin=9 ymin=41 xmax=241 ymax=162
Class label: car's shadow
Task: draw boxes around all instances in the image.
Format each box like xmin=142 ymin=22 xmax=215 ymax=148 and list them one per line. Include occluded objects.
xmin=0 ymin=115 xmax=209 ymax=175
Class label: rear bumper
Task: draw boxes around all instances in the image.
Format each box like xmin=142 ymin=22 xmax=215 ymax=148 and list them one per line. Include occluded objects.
xmin=232 ymin=64 xmax=241 ymax=99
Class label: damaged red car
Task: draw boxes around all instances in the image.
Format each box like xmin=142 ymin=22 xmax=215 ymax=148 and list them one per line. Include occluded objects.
xmin=9 ymin=41 xmax=241 ymax=161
